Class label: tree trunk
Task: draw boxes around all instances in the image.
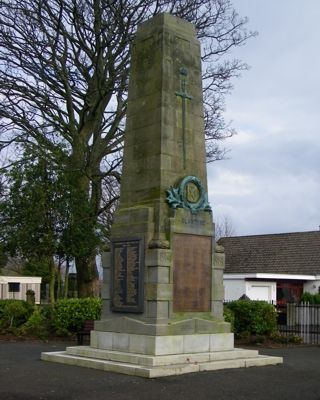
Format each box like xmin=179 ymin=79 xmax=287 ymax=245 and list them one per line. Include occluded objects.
xmin=49 ymin=259 xmax=56 ymax=305
xmin=56 ymin=261 xmax=62 ymax=299
xmin=66 ymin=139 xmax=103 ymax=298
xmin=76 ymin=254 xmax=100 ymax=297
xmin=63 ymin=258 xmax=70 ymax=299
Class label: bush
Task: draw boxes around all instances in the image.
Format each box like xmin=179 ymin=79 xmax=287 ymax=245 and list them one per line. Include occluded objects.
xmin=0 ymin=300 xmax=33 ymax=332
xmin=223 ymin=306 xmax=234 ymax=332
xmin=53 ymin=298 xmax=102 ymax=336
xmin=20 ymin=306 xmax=50 ymax=338
xmin=301 ymin=292 xmax=320 ymax=304
xmin=270 ymin=331 xmax=303 ymax=345
xmin=225 ymin=300 xmax=277 ymax=338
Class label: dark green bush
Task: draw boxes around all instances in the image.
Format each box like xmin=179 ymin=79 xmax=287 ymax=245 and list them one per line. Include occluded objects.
xmin=0 ymin=300 xmax=33 ymax=332
xmin=223 ymin=306 xmax=235 ymax=331
xmin=20 ymin=306 xmax=50 ymax=338
xmin=0 ymin=298 xmax=102 ymax=337
xmin=301 ymin=292 xmax=314 ymax=304
xmin=53 ymin=298 xmax=102 ymax=335
xmin=0 ymin=299 xmax=18 ymax=318
xmin=301 ymin=292 xmax=320 ymax=304
xmin=225 ymin=300 xmax=277 ymax=338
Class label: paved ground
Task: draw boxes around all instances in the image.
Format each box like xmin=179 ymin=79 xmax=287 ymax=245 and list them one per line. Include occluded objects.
xmin=0 ymin=340 xmax=320 ymax=400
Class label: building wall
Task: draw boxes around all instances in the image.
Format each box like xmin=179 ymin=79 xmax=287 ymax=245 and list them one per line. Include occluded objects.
xmin=0 ymin=277 xmax=42 ymax=303
xmin=224 ymin=279 xmax=246 ymax=301
xmin=304 ymin=280 xmax=320 ymax=295
xmin=224 ymin=278 xmax=276 ymax=303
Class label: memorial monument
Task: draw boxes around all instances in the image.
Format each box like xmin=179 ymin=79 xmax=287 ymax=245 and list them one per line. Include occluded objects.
xmin=42 ymin=13 xmax=282 ymax=377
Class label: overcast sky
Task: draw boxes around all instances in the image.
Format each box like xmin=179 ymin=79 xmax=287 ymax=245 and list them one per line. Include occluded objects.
xmin=207 ymin=0 xmax=320 ymax=236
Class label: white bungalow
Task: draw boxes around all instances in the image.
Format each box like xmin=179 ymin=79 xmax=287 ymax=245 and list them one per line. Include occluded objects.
xmin=0 ymin=276 xmax=42 ymax=304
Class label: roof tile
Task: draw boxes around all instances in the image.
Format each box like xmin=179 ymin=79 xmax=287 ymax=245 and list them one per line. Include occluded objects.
xmin=218 ymin=231 xmax=320 ymax=275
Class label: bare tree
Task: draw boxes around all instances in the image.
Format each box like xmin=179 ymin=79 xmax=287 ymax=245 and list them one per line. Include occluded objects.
xmin=0 ymin=0 xmax=256 ymax=296
xmin=215 ymin=214 xmax=236 ymax=240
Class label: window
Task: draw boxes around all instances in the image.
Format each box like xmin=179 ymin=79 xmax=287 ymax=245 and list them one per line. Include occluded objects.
xmin=8 ymin=282 xmax=20 ymax=292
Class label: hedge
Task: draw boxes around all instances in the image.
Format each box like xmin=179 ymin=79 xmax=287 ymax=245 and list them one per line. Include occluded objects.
xmin=0 ymin=298 xmax=102 ymax=337
xmin=53 ymin=298 xmax=102 ymax=335
xmin=225 ymin=300 xmax=277 ymax=338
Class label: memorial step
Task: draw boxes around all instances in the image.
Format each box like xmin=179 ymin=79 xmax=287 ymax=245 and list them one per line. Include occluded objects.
xmin=41 ymin=349 xmax=283 ymax=378
xmin=65 ymin=346 xmax=260 ymax=366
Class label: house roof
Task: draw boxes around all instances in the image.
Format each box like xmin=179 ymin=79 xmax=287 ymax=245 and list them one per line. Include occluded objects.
xmin=218 ymin=231 xmax=320 ymax=276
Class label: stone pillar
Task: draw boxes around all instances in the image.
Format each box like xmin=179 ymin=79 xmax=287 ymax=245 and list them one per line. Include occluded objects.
xmin=95 ymin=12 xmax=229 ymax=338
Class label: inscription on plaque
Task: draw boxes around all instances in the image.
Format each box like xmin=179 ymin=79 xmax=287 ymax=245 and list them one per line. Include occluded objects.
xmin=173 ymin=234 xmax=211 ymax=312
xmin=111 ymin=238 xmax=144 ymax=313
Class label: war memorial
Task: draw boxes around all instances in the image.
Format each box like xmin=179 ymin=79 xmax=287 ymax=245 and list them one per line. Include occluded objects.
xmin=42 ymin=13 xmax=282 ymax=378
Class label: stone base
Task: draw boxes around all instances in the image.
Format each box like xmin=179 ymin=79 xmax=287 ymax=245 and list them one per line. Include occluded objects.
xmin=91 ymin=331 xmax=234 ymax=355
xmin=42 ymin=347 xmax=282 ymax=378
xmin=41 ymin=332 xmax=283 ymax=378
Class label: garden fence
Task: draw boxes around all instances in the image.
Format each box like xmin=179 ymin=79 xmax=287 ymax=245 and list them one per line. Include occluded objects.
xmin=278 ymin=302 xmax=320 ymax=344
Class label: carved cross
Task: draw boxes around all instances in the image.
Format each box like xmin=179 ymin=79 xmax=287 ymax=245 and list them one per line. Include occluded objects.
xmin=175 ymin=67 xmax=192 ymax=169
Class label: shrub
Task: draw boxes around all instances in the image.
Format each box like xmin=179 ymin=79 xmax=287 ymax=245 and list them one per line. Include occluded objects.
xmin=301 ymin=292 xmax=320 ymax=304
xmin=0 ymin=299 xmax=9 ymax=319
xmin=53 ymin=298 xmax=102 ymax=336
xmin=270 ymin=331 xmax=303 ymax=345
xmin=20 ymin=306 xmax=49 ymax=338
xmin=223 ymin=306 xmax=235 ymax=332
xmin=301 ymin=292 xmax=314 ymax=304
xmin=225 ymin=300 xmax=277 ymax=338
xmin=0 ymin=300 xmax=33 ymax=332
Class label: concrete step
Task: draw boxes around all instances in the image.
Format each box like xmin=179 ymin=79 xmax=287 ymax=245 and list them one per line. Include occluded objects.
xmin=41 ymin=349 xmax=283 ymax=378
xmin=65 ymin=346 xmax=260 ymax=366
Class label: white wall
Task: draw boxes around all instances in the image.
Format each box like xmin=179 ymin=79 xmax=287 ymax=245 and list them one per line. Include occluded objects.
xmin=224 ymin=278 xmax=276 ymax=303
xmin=303 ymin=280 xmax=320 ymax=295
xmin=224 ymin=279 xmax=246 ymax=301
xmin=0 ymin=276 xmax=42 ymax=303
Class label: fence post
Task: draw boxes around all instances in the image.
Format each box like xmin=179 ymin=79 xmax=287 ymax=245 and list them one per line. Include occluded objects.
xmin=287 ymin=302 xmax=295 ymax=326
xmin=299 ymin=302 xmax=310 ymax=344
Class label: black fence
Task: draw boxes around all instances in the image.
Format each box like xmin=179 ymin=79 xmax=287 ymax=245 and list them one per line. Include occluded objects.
xmin=278 ymin=303 xmax=320 ymax=345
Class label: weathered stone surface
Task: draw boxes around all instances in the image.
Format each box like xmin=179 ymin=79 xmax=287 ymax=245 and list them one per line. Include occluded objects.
xmin=90 ymin=332 xmax=234 ymax=355
xmin=145 ymin=249 xmax=172 ymax=268
xmin=146 ymin=301 xmax=169 ymax=319
xmin=146 ymin=283 xmax=173 ymax=301
xmin=119 ymin=13 xmax=207 ymax=211
xmin=100 ymin=13 xmax=222 ymax=327
xmin=41 ymin=347 xmax=283 ymax=378
xmin=147 ymin=266 xmax=170 ymax=284
xmin=173 ymin=233 xmax=211 ymax=312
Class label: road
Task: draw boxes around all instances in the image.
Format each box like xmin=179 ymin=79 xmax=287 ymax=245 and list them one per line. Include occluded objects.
xmin=0 ymin=341 xmax=320 ymax=400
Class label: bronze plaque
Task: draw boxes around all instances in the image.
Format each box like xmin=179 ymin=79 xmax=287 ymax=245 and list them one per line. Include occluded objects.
xmin=173 ymin=234 xmax=212 ymax=312
xmin=111 ymin=238 xmax=144 ymax=313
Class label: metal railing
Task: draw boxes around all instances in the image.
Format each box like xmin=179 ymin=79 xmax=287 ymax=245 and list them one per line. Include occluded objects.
xmin=278 ymin=303 xmax=320 ymax=344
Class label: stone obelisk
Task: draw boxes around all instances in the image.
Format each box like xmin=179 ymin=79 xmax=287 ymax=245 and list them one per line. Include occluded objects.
xmin=99 ymin=12 xmax=226 ymax=329
xmin=42 ymin=13 xmax=282 ymax=376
